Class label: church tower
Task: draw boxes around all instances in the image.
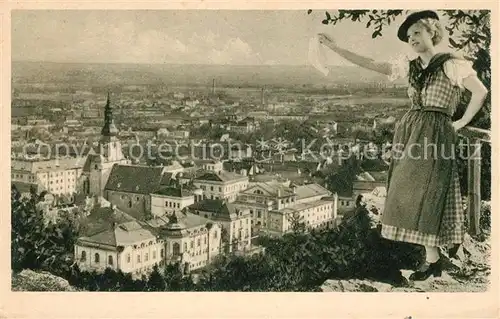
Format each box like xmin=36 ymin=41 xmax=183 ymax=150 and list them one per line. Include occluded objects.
xmin=99 ymin=92 xmax=125 ymax=161
xmin=81 ymin=93 xmax=130 ymax=197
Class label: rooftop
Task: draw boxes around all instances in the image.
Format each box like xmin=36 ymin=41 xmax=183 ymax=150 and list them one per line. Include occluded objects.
xmin=146 ymin=212 xmax=214 ymax=229
xmin=295 ymin=183 xmax=331 ymax=200
xmin=188 ymin=199 xmax=244 ymax=221
xmin=77 ymin=205 xmax=158 ymax=247
xmin=243 ymin=181 xmax=295 ymax=197
xmin=275 ymin=199 xmax=333 ymax=215
xmin=153 ymin=185 xmax=195 ymax=198
xmin=194 ymin=170 xmax=248 ymax=183
xmin=104 ymin=165 xmax=170 ymax=195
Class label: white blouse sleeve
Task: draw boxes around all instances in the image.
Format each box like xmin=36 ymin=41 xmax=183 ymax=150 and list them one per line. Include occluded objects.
xmin=388 ymin=54 xmax=410 ymax=82
xmin=443 ymin=58 xmax=477 ymax=89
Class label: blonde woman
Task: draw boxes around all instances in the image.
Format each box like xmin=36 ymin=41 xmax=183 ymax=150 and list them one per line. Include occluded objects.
xmin=318 ymin=10 xmax=488 ymax=281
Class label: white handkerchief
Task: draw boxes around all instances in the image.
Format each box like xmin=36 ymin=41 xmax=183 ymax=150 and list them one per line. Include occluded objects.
xmin=308 ymin=36 xmax=329 ymax=76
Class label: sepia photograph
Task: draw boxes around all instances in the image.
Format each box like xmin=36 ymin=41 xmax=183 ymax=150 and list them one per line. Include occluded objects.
xmin=7 ymin=6 xmax=494 ymax=300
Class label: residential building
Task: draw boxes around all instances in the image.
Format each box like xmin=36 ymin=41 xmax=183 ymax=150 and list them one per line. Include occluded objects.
xmin=11 ymin=157 xmax=85 ymax=196
xmin=337 ymin=195 xmax=356 ymax=214
xmin=188 ymin=199 xmax=252 ymax=253
xmin=74 ymin=204 xmax=165 ymax=278
xmin=150 ymin=185 xmax=196 ymax=217
xmin=193 ymin=170 xmax=249 ymax=202
xmin=197 ymin=160 xmax=223 ymax=173
xmin=147 ymin=210 xmax=222 ymax=272
xmin=233 ymin=180 xmax=297 ymax=232
xmin=266 ymin=183 xmax=337 ymax=236
xmin=235 ymin=182 xmax=337 ymax=236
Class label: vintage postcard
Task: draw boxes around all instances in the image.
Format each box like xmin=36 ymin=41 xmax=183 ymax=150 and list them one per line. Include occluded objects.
xmin=1 ymin=1 xmax=498 ymax=318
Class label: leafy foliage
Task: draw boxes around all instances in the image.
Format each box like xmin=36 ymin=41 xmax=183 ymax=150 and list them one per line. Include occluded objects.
xmin=12 ymin=184 xmax=421 ymax=291
xmin=11 ymin=185 xmax=79 ymax=273
xmin=12 ymin=184 xmax=489 ymax=292
xmin=287 ymin=212 xmax=307 ymax=234
xmin=196 ymin=205 xmax=421 ymax=291
xmin=479 ymin=201 xmax=491 ymax=233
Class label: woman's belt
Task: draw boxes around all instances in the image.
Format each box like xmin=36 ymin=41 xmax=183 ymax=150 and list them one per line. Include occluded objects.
xmin=408 ymin=106 xmax=452 ymax=117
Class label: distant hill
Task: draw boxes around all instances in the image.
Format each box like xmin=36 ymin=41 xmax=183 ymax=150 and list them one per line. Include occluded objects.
xmin=12 ymin=61 xmax=398 ymax=89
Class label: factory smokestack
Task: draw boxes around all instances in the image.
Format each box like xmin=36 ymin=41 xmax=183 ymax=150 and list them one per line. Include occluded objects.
xmin=212 ymin=79 xmax=216 ymax=96
xmin=261 ymin=87 xmax=264 ymax=106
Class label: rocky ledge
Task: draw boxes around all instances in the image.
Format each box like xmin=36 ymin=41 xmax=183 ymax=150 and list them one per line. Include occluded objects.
xmin=321 ymin=234 xmax=490 ymax=292
xmin=11 ymin=269 xmax=78 ymax=292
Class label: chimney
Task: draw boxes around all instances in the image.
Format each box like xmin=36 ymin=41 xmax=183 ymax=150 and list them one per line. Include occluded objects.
xmin=261 ymin=87 xmax=265 ymax=106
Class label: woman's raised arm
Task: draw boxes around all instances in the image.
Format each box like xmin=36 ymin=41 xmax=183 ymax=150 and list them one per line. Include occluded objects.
xmin=318 ymin=33 xmax=393 ymax=76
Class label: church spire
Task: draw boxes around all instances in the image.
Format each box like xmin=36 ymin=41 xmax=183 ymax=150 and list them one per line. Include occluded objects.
xmin=101 ymin=92 xmax=118 ymax=137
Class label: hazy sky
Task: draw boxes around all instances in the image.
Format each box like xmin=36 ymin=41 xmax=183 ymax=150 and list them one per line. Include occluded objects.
xmin=12 ymin=10 xmax=452 ymax=66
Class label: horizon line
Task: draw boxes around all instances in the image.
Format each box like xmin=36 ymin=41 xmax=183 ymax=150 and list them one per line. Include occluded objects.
xmin=11 ymin=59 xmax=357 ymax=68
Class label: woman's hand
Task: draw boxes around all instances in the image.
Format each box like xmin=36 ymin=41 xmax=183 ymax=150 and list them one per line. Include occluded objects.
xmin=318 ymin=33 xmax=336 ymax=48
xmin=452 ymin=119 xmax=468 ymax=131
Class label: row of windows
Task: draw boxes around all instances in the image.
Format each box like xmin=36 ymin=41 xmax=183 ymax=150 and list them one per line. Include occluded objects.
xmin=252 ymin=221 xmax=267 ymax=227
xmin=80 ymin=252 xmax=115 ymax=265
xmin=12 ymin=173 xmax=36 ymax=181
xmin=245 ymin=194 xmax=296 ymax=205
xmin=232 ymin=219 xmax=248 ymax=228
xmin=165 ymin=201 xmax=181 ymax=208
xmin=197 ymin=194 xmax=221 ymax=201
xmin=187 ymin=246 xmax=220 ymax=258
xmin=280 ymin=198 xmax=296 ymax=205
xmin=50 ymin=171 xmax=76 ymax=177
xmin=131 ymin=251 xmax=157 ymax=263
xmin=50 ymin=178 xmax=75 ymax=184
xmin=250 ymin=210 xmax=263 ymax=218
xmin=185 ymin=227 xmax=214 ymax=237
xmin=198 ymin=183 xmax=247 ymax=193
xmin=133 ymin=241 xmax=156 ymax=249
xmin=174 ymin=234 xmax=216 ymax=253
xmin=236 ymin=229 xmax=250 ymax=239
xmin=80 ymin=249 xmax=165 ymax=264
xmin=121 ymin=195 xmax=141 ymax=202
xmin=301 ymin=205 xmax=332 ymax=215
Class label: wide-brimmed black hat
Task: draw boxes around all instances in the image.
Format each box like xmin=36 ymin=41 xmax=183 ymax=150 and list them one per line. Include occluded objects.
xmin=397 ymin=10 xmax=440 ymax=42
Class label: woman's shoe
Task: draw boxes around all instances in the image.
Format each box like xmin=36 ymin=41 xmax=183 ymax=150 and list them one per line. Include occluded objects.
xmin=448 ymin=244 xmax=461 ymax=258
xmin=409 ymin=259 xmax=442 ymax=281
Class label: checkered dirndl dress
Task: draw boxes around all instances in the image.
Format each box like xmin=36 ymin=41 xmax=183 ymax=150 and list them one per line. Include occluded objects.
xmin=380 ymin=53 xmax=475 ymax=247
